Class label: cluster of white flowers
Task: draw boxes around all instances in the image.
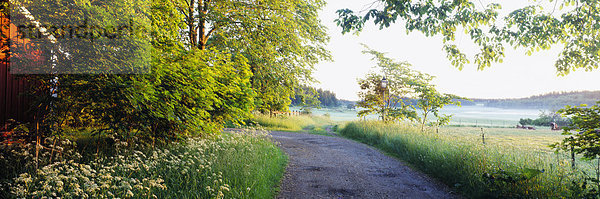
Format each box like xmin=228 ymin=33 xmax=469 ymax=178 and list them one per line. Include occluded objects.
xmin=9 ymin=140 xmax=167 ymax=198
xmin=4 ymin=128 xmax=272 ymax=198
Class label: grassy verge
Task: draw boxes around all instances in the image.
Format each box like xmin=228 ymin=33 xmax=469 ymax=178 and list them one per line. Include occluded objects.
xmin=248 ymin=114 xmax=334 ymax=132
xmin=2 ymin=129 xmax=286 ymax=198
xmin=339 ymin=121 xmax=585 ymax=198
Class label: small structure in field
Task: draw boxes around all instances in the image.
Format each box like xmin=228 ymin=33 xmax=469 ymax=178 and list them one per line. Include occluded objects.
xmin=516 ymin=125 xmax=536 ymax=130
xmin=550 ymin=122 xmax=561 ymax=131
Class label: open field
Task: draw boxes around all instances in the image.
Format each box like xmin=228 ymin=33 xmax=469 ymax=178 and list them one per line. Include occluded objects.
xmin=439 ymin=127 xmax=565 ymax=152
xmin=294 ymin=105 xmax=546 ymax=128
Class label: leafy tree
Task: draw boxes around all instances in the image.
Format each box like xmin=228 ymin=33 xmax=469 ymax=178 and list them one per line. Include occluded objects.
xmin=552 ymin=102 xmax=600 ymax=196
xmin=8 ymin=0 xmax=332 ymax=142
xmin=291 ymin=85 xmax=321 ymax=110
xmin=519 ymin=111 xmax=572 ymax=127
xmin=519 ymin=118 xmax=534 ymax=126
xmin=357 ymin=45 xmax=463 ymax=128
xmin=292 ymin=86 xmax=340 ymax=108
xmin=554 ymin=102 xmax=600 ymax=159
xmin=357 ymin=46 xmax=420 ymax=122
xmin=317 ymin=88 xmax=340 ymax=107
xmin=168 ymin=0 xmax=331 ymax=114
xmin=9 ymin=0 xmax=155 ymax=139
xmin=336 ymin=0 xmax=600 ymax=75
xmin=411 ymin=80 xmax=463 ymax=132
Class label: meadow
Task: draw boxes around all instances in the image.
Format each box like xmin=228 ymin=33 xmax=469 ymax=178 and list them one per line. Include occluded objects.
xmin=296 ymin=105 xmax=545 ymax=127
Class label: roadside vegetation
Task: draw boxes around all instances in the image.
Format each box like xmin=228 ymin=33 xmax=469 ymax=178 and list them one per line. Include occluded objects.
xmin=243 ymin=114 xmax=334 ymax=134
xmin=1 ymin=129 xmax=286 ymax=198
xmin=339 ymin=121 xmax=590 ymax=198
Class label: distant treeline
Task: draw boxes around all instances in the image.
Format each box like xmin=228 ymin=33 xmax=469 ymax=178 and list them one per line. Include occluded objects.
xmin=295 ymin=90 xmax=600 ymax=110
xmin=292 ymin=86 xmax=352 ymax=108
xmin=458 ymin=91 xmax=600 ymax=109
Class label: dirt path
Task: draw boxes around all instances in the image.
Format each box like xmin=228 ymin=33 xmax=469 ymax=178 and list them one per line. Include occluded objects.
xmin=270 ymin=130 xmax=458 ymax=199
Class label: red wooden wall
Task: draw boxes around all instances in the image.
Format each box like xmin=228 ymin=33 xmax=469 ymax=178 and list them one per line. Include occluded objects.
xmin=0 ymin=61 xmax=33 ymax=128
xmin=1 ymin=13 xmax=35 ymax=128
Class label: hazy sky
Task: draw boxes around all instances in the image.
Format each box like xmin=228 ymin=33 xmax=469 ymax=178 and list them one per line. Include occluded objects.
xmin=313 ymin=0 xmax=600 ymax=101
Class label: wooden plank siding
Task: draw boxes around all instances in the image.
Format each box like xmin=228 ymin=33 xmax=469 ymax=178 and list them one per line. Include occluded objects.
xmin=1 ymin=13 xmax=35 ymax=128
xmin=0 ymin=61 xmax=34 ymax=128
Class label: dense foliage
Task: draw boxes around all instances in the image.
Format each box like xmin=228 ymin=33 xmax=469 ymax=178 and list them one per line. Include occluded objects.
xmin=336 ymin=0 xmax=600 ymax=75
xmin=519 ymin=111 xmax=572 ymax=127
xmin=167 ymin=0 xmax=331 ymax=114
xmin=291 ymin=86 xmax=340 ymax=108
xmin=317 ymin=88 xmax=340 ymax=107
xmin=5 ymin=0 xmax=331 ymax=141
xmin=551 ymin=101 xmax=600 ymax=197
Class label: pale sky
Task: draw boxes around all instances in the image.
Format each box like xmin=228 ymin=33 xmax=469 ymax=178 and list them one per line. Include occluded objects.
xmin=313 ymin=0 xmax=600 ymax=101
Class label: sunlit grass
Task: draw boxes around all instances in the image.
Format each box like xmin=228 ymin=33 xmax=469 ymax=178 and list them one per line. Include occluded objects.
xmin=250 ymin=114 xmax=334 ymax=132
xmin=340 ymin=121 xmax=590 ymax=198
xmin=440 ymin=127 xmax=566 ymax=152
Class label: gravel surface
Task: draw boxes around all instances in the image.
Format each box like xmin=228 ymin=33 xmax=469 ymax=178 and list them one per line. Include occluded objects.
xmin=270 ymin=131 xmax=458 ymax=199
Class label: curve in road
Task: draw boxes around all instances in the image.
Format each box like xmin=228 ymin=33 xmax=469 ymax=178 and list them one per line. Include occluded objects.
xmin=270 ymin=131 xmax=458 ymax=199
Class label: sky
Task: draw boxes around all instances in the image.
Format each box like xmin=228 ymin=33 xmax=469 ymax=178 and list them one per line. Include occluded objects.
xmin=313 ymin=0 xmax=600 ymax=101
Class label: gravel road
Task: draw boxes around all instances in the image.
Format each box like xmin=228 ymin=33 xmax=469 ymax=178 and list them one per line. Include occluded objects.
xmin=270 ymin=131 xmax=458 ymax=199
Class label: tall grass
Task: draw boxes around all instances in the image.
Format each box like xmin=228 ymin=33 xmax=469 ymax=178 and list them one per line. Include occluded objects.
xmin=250 ymin=114 xmax=333 ymax=132
xmin=2 ymin=129 xmax=286 ymax=198
xmin=340 ymin=121 xmax=586 ymax=198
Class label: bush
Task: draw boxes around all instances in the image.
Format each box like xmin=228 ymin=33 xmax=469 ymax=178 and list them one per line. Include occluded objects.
xmin=28 ymin=49 xmax=255 ymax=143
xmin=520 ymin=111 xmax=572 ymax=127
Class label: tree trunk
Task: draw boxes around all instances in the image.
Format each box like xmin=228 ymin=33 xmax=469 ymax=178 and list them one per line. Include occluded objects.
xmin=188 ymin=0 xmax=197 ymax=48
xmin=198 ymin=0 xmax=212 ymax=50
xmin=421 ymin=112 xmax=428 ymax=132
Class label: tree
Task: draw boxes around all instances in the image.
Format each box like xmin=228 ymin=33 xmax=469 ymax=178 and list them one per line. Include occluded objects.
xmin=554 ymin=102 xmax=600 ymax=159
xmin=7 ymin=0 xmax=331 ymax=141
xmin=336 ymin=0 xmax=600 ymax=75
xmin=519 ymin=118 xmax=534 ymax=126
xmin=411 ymin=80 xmax=463 ymax=132
xmin=8 ymin=0 xmax=156 ymax=139
xmin=292 ymin=86 xmax=341 ymax=108
xmin=357 ymin=45 xmax=463 ymax=128
xmin=7 ymin=0 xmax=256 ymax=141
xmin=168 ymin=0 xmax=331 ymax=114
xmin=552 ymin=102 xmax=600 ymax=196
xmin=291 ymin=85 xmax=321 ymax=111
xmin=357 ymin=45 xmax=421 ymax=122
xmin=317 ymin=88 xmax=339 ymax=107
